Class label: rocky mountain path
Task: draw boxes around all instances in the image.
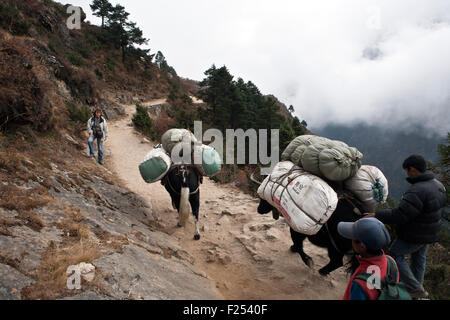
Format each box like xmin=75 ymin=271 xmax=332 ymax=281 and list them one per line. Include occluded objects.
xmin=106 ymin=100 xmax=350 ymax=300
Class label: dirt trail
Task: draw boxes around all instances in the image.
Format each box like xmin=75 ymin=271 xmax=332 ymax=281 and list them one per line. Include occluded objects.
xmin=105 ymin=100 xmax=350 ymax=300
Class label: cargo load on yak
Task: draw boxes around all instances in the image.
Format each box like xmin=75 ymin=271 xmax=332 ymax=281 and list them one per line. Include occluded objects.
xmin=193 ymin=144 xmax=222 ymax=177
xmin=281 ymin=135 xmax=363 ymax=182
xmin=257 ymin=161 xmax=338 ymax=235
xmin=139 ymin=145 xmax=172 ymax=183
xmin=344 ymin=165 xmax=389 ymax=212
xmin=140 ymin=129 xmax=222 ymax=182
xmin=162 ymin=129 xmax=198 ymax=154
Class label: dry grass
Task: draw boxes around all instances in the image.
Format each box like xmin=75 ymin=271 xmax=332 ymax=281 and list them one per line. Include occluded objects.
xmin=0 ymin=184 xmax=50 ymax=212
xmin=17 ymin=210 xmax=44 ymax=232
xmin=53 ymin=204 xmax=91 ymax=240
xmin=22 ymin=239 xmax=102 ymax=300
xmin=0 ymin=224 xmax=13 ymax=236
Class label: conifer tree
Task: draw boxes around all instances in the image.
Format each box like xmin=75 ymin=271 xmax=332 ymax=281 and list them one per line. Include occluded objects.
xmin=90 ymin=0 xmax=113 ymax=27
xmin=106 ymin=4 xmax=148 ymax=62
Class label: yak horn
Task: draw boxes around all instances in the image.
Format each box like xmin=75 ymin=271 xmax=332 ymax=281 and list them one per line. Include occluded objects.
xmin=250 ymin=172 xmax=263 ymax=185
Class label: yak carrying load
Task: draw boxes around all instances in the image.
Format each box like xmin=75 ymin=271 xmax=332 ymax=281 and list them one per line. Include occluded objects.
xmin=258 ymin=134 xmax=389 ymax=235
xmin=139 ymin=129 xmax=222 ymax=184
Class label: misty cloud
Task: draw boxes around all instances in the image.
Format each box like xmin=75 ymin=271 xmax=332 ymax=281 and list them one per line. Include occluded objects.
xmin=64 ymin=0 xmax=450 ymax=135
xmin=362 ymin=47 xmax=383 ymax=61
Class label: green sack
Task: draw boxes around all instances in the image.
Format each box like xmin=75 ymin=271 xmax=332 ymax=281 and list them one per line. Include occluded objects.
xmin=318 ymin=148 xmax=356 ymax=182
xmin=194 ymin=145 xmax=222 ymax=177
xmin=281 ymin=135 xmax=328 ymax=164
xmin=162 ymin=129 xmax=197 ymax=154
xmin=202 ymin=147 xmax=222 ymax=176
xmin=355 ymin=256 xmax=412 ymax=300
xmin=282 ymin=135 xmax=363 ymax=181
xmin=139 ymin=147 xmax=172 ymax=183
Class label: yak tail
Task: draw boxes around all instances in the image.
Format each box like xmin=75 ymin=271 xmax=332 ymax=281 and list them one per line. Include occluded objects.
xmin=179 ymin=187 xmax=190 ymax=227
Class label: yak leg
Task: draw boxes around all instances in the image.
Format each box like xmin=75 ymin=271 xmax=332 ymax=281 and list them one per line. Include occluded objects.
xmin=164 ymin=185 xmax=183 ymax=227
xmin=290 ymin=228 xmax=314 ymax=268
xmin=258 ymin=199 xmax=273 ymax=214
xmin=319 ymin=246 xmax=344 ymax=276
xmin=190 ymin=193 xmax=201 ymax=241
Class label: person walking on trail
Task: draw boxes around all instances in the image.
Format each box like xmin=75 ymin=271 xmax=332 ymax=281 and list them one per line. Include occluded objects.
xmin=365 ymin=155 xmax=447 ymax=299
xmin=338 ymin=218 xmax=397 ymax=300
xmin=87 ymin=109 xmax=108 ymax=165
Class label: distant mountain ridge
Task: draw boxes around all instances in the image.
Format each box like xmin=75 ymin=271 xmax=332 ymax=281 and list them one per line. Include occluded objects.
xmin=314 ymin=123 xmax=446 ymax=200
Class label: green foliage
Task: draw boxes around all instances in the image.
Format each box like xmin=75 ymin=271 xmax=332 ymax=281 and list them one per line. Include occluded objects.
xmin=181 ymin=94 xmax=193 ymax=104
xmin=292 ymin=117 xmax=307 ymax=136
xmin=105 ymin=55 xmax=116 ymax=71
xmin=89 ymin=1 xmax=151 ymax=64
xmin=423 ymin=133 xmax=450 ymax=300
xmin=166 ymin=83 xmax=197 ymax=131
xmin=66 ymin=101 xmax=91 ymax=123
xmin=90 ymin=0 xmax=113 ymax=27
xmin=48 ymin=42 xmax=57 ymax=54
xmin=0 ymin=4 xmax=30 ymax=35
xmin=78 ymin=46 xmax=93 ymax=59
xmin=436 ymin=133 xmax=450 ymax=199
xmin=196 ymin=64 xmax=308 ymax=192
xmin=167 ymin=108 xmax=196 ymax=132
xmin=94 ymin=68 xmax=103 ymax=80
xmin=424 ymin=230 xmax=450 ymax=300
xmin=66 ymin=52 xmax=84 ymax=67
xmin=289 ymin=105 xmax=295 ymax=113
xmin=155 ymin=51 xmax=177 ymax=77
xmin=280 ymin=119 xmax=296 ymax=153
xmin=105 ymin=4 xmax=148 ymax=63
xmin=132 ymin=104 xmax=155 ymax=140
xmin=198 ymin=65 xmax=307 ymax=143
xmin=377 ymin=196 xmax=400 ymax=211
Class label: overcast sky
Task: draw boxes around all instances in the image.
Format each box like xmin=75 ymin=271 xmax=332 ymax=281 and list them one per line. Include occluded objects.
xmin=60 ymin=0 xmax=450 ymax=135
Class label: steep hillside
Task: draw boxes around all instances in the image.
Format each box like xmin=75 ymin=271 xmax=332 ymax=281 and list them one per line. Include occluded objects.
xmin=0 ymin=0 xmax=181 ymax=133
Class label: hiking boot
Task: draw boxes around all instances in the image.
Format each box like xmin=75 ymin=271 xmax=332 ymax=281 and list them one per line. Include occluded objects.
xmin=408 ymin=288 xmax=429 ymax=299
xmin=98 ymin=161 xmax=104 ymax=165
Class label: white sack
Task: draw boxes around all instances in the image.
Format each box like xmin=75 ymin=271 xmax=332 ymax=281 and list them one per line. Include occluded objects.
xmin=258 ymin=161 xmax=338 ymax=235
xmin=344 ymin=165 xmax=389 ymax=212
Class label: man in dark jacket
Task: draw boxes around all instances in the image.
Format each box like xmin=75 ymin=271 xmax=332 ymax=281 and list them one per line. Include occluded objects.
xmin=365 ymin=155 xmax=447 ymax=299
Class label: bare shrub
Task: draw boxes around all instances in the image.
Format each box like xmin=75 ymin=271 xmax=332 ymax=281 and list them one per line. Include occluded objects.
xmin=152 ymin=111 xmax=176 ymax=141
xmin=0 ymin=40 xmax=54 ymax=131
xmin=56 ymin=58 xmax=100 ymax=106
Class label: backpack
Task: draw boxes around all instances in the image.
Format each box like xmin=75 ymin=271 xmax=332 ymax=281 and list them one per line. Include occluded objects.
xmin=91 ymin=117 xmax=104 ymax=139
xmin=354 ymin=256 xmax=412 ymax=300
